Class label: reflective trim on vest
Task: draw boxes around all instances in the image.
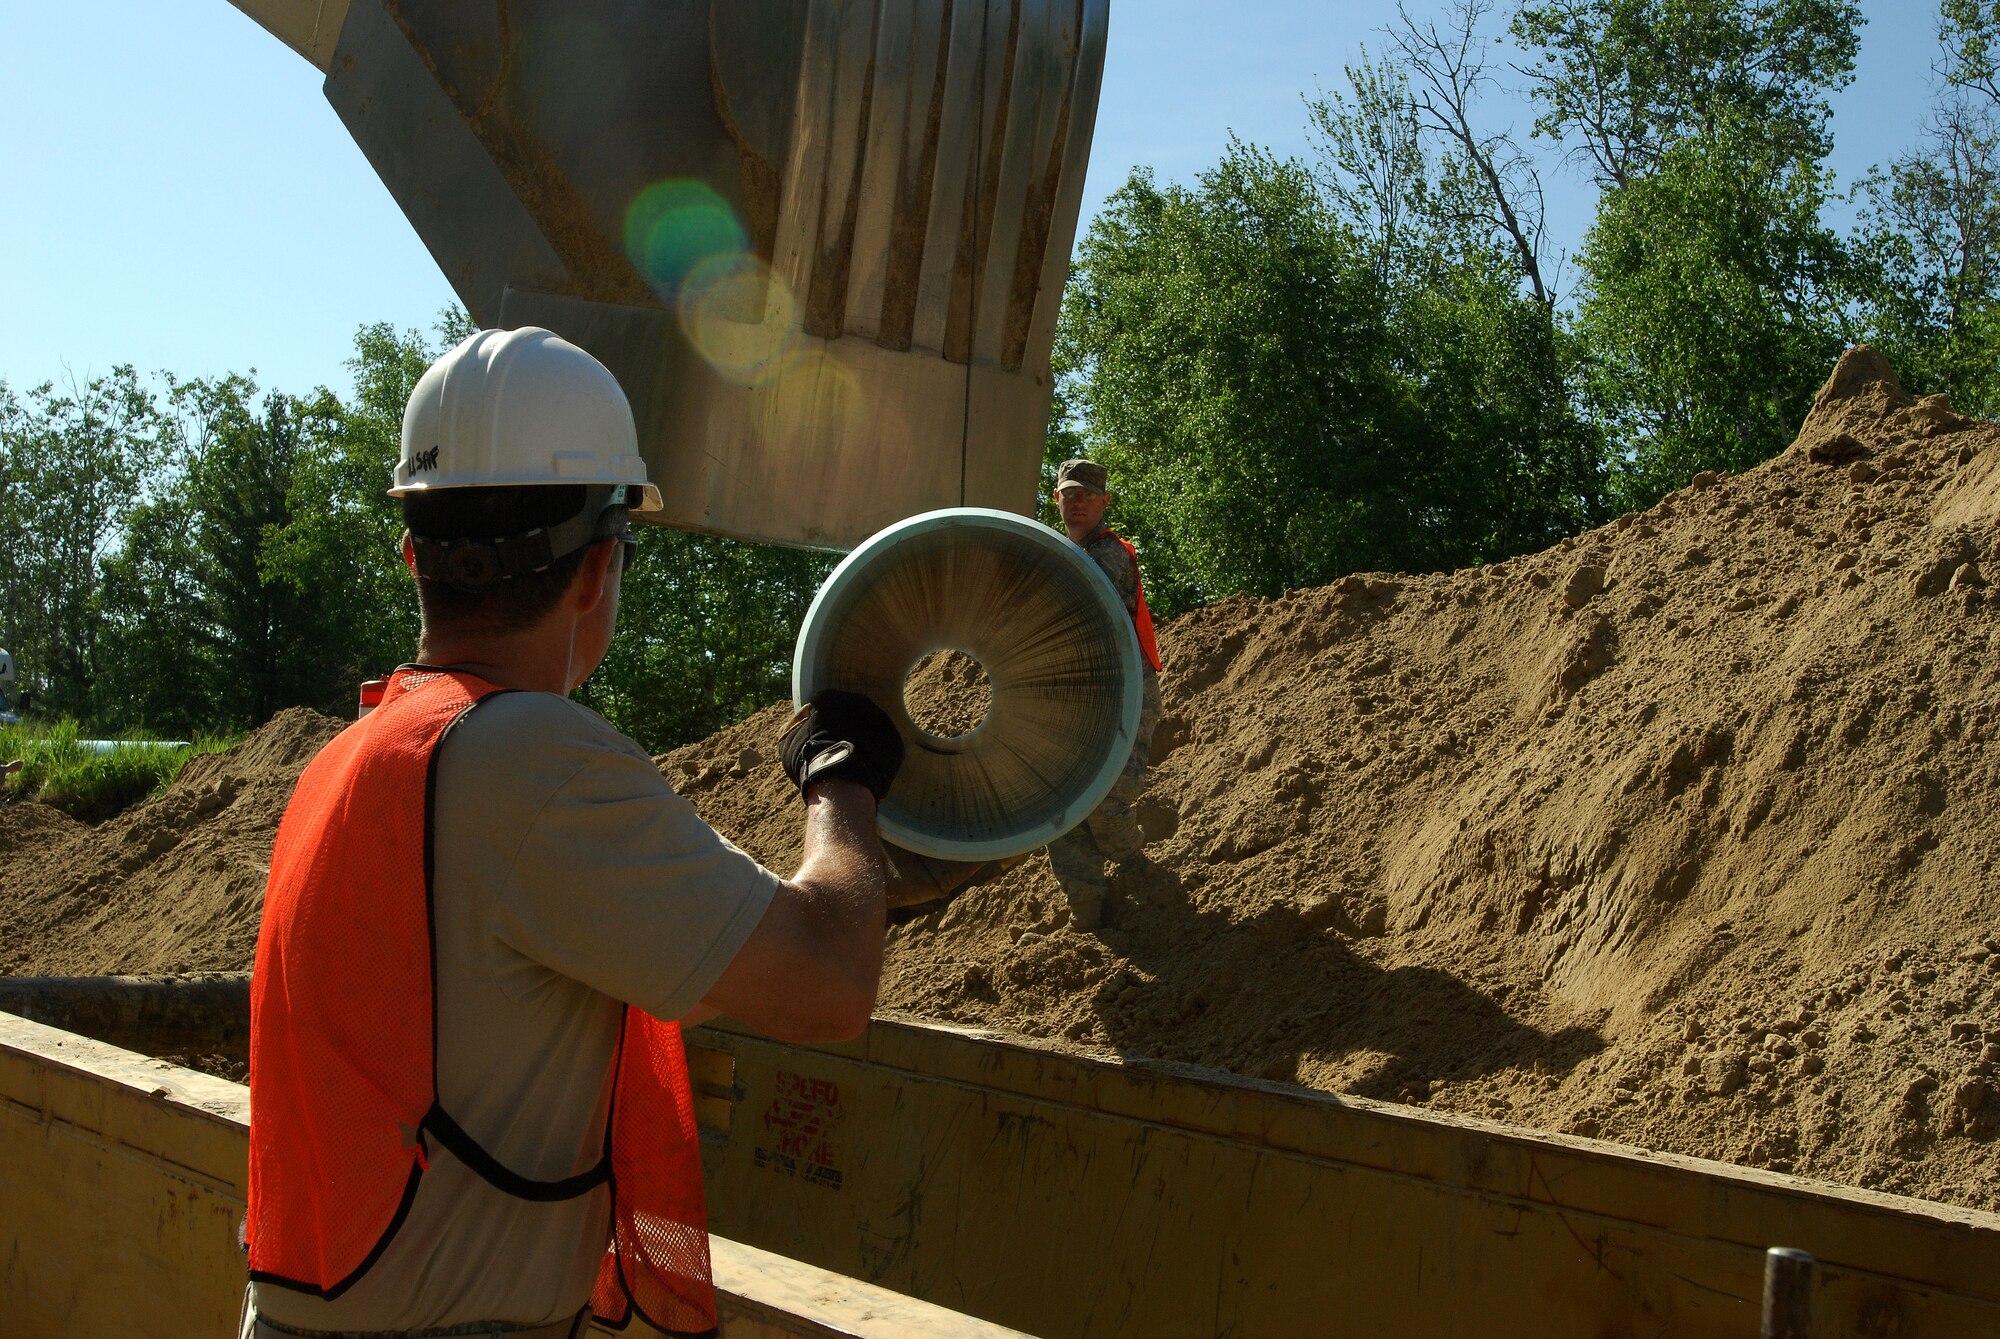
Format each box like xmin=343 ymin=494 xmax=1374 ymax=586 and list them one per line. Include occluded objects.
xmin=1108 ymin=533 xmax=1163 ymax=673
xmin=247 ymin=668 xmax=716 ymax=1332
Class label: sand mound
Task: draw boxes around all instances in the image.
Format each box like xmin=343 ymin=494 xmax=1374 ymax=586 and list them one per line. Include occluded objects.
xmin=0 ymin=708 xmax=343 ymax=975
xmin=670 ymin=346 xmax=2000 ymax=1211
xmin=5 ymin=346 xmax=1998 ymax=1212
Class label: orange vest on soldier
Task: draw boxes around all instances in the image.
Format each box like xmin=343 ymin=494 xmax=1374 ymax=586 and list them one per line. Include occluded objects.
xmin=1107 ymin=532 xmax=1162 ymax=673
xmin=247 ymin=667 xmax=715 ymax=1334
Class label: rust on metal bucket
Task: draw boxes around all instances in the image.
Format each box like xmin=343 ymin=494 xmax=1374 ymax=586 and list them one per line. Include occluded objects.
xmin=384 ymin=0 xmax=656 ymax=308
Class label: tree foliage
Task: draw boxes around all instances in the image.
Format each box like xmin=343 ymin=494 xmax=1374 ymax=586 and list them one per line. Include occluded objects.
xmin=1575 ymin=137 xmax=1852 ymax=501
xmin=1049 ymin=14 xmax=1608 ymax=615
xmin=1942 ymin=0 xmax=2000 ymax=106
xmin=1512 ymin=0 xmax=1861 ymax=186
xmin=1059 ymin=153 xmax=1403 ymax=611
xmin=4 ymin=315 xmax=836 ymax=753
xmin=14 ymin=0 xmax=2000 ymax=754
xmin=259 ymin=322 xmax=433 ymax=700
xmin=1854 ymin=64 xmax=2000 ymax=412
xmin=96 ymin=379 xmax=352 ymax=734
xmin=1381 ymin=0 xmax=1556 ymax=306
xmin=579 ymin=530 xmax=832 ymax=752
xmin=1856 ymin=2 xmax=2000 ymax=417
xmin=1056 ymin=134 xmax=1601 ymax=614
xmin=1504 ymin=0 xmax=1861 ymax=507
xmin=0 ymin=369 xmax=162 ymax=719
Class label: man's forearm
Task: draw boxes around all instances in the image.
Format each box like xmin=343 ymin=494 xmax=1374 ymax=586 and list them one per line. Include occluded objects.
xmin=793 ymin=778 xmax=888 ymax=1004
xmin=799 ymin=779 xmax=888 ymax=889
xmin=695 ymin=778 xmax=888 ymax=1041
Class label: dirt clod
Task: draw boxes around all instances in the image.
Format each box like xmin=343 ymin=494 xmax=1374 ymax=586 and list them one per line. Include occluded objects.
xmin=1562 ymin=562 xmax=1607 ymax=610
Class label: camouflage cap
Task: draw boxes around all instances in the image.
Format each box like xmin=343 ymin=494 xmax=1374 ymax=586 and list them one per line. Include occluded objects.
xmin=1054 ymin=458 xmax=1109 ymax=493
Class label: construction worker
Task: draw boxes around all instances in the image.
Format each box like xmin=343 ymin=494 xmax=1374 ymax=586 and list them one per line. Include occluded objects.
xmin=240 ymin=327 xmax=903 ymax=1339
xmin=1045 ymin=458 xmax=1164 ymax=930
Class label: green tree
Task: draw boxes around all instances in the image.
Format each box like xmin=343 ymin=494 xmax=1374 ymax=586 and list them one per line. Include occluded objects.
xmin=1312 ymin=57 xmax=1453 ymax=287
xmin=95 ymin=377 xmax=352 ymax=734
xmin=1512 ymin=0 xmax=1862 ymax=188
xmin=580 ymin=529 xmax=833 ymax=753
xmin=1942 ymin=0 xmax=2000 ymax=105
xmin=1511 ymin=0 xmax=1861 ymax=506
xmin=1311 ymin=46 xmax=1603 ymax=556
xmin=0 ymin=368 xmax=162 ymax=721
xmin=262 ymin=322 xmax=437 ymax=702
xmin=1575 ymin=135 xmax=1852 ymax=502
xmin=1056 ymin=135 xmax=1603 ymax=614
xmin=7 ymin=310 xmax=843 ymax=749
xmin=1390 ymin=255 xmax=1606 ymax=557
xmin=94 ymin=493 xmax=211 ymax=735
xmin=193 ymin=387 xmax=343 ymax=724
xmin=1848 ymin=2 xmax=2000 ymax=415
xmin=1057 ymin=153 xmax=1400 ymax=612
xmin=1374 ymin=0 xmax=1557 ymax=308
xmin=1854 ymin=95 xmax=2000 ymax=414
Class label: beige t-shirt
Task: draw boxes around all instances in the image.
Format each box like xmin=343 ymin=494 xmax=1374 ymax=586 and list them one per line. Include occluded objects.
xmin=256 ymin=691 xmax=777 ymax=1331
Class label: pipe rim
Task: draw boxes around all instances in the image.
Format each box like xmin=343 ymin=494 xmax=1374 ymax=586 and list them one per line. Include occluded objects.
xmin=793 ymin=507 xmax=1143 ymax=860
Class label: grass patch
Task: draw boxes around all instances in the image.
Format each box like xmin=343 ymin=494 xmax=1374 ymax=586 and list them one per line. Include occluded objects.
xmin=0 ymin=720 xmax=236 ymax=823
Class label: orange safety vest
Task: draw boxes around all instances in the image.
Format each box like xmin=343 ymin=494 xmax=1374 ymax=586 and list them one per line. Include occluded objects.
xmin=1106 ymin=532 xmax=1163 ymax=673
xmin=247 ymin=667 xmax=715 ymax=1335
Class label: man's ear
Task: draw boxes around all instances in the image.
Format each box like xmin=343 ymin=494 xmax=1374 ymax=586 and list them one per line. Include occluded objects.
xmin=573 ymin=537 xmax=618 ymax=615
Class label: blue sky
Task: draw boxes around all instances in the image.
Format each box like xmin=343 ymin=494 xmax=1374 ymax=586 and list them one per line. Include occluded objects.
xmin=0 ymin=1 xmax=1945 ymax=399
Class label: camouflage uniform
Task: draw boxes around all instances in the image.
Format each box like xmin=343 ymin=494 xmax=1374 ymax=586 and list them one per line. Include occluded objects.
xmin=1048 ymin=525 xmax=1162 ymax=928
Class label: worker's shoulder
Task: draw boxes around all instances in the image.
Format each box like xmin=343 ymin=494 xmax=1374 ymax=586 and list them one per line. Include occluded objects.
xmin=449 ymin=690 xmax=651 ymax=773
xmin=1084 ymin=530 xmax=1137 ymax=581
xmin=1084 ymin=528 xmax=1136 ymax=562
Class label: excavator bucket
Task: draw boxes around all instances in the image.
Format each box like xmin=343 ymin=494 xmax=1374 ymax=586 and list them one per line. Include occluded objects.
xmin=227 ymin=0 xmax=1110 ymax=550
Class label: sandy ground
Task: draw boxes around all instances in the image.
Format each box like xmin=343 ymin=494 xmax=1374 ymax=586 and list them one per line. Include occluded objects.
xmin=6 ymin=346 xmax=1997 ymax=1210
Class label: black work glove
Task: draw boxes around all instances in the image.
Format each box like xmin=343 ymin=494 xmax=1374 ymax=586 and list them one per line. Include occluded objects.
xmin=779 ymin=689 xmax=905 ymax=802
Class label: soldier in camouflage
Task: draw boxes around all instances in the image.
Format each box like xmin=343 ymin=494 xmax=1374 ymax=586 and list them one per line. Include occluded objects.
xmin=1046 ymin=458 xmax=1164 ymax=930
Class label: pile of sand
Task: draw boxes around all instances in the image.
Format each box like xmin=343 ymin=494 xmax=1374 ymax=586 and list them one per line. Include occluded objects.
xmin=668 ymin=347 xmax=2000 ymax=1211
xmin=4 ymin=346 xmax=1997 ymax=1212
xmin=0 ymin=709 xmax=342 ymax=976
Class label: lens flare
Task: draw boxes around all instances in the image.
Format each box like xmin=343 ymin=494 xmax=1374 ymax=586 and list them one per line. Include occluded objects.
xmin=678 ymin=252 xmax=798 ymax=385
xmin=771 ymin=344 xmax=865 ymax=419
xmin=748 ymin=343 xmax=870 ymax=464
xmin=623 ymin=180 xmax=748 ymax=299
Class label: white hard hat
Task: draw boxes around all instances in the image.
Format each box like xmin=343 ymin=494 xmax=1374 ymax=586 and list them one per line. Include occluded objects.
xmin=391 ymin=326 xmax=662 ymax=514
xmin=0 ymin=650 xmax=12 ymax=687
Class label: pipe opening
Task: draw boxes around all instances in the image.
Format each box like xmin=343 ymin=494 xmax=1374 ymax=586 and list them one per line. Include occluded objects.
xmin=903 ymin=650 xmax=992 ymax=742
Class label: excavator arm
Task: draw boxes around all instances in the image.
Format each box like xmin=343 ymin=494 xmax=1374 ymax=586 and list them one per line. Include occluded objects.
xmin=223 ymin=0 xmax=1110 ymax=551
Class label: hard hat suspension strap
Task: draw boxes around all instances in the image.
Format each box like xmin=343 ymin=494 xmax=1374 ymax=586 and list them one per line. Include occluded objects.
xmin=410 ymin=487 xmax=630 ymax=591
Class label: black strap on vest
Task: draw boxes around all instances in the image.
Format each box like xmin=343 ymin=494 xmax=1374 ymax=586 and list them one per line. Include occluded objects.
xmin=414 ymin=686 xmax=611 ymax=1205
xmin=419 ymin=1102 xmax=612 ymax=1202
